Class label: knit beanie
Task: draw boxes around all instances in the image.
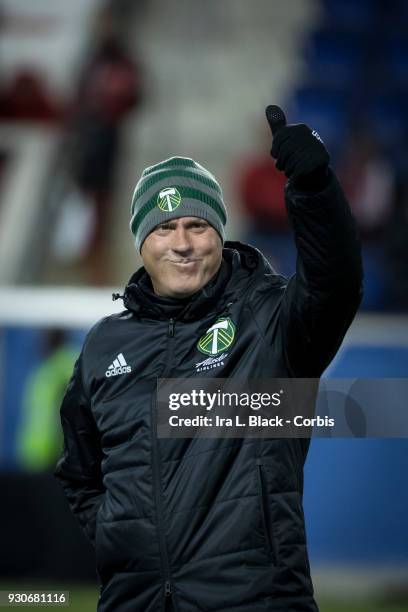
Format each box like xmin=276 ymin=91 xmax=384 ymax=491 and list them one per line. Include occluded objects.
xmin=130 ymin=156 xmax=228 ymax=251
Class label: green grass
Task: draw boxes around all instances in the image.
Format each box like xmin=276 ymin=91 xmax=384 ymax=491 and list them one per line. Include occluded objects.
xmin=319 ymin=601 xmax=408 ymax=612
xmin=1 ymin=585 xmax=407 ymax=611
xmin=64 ymin=586 xmax=98 ymax=610
xmin=0 ymin=584 xmax=98 ymax=611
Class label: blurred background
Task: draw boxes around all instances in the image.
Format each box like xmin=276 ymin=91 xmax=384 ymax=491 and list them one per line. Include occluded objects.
xmin=0 ymin=0 xmax=407 ymax=610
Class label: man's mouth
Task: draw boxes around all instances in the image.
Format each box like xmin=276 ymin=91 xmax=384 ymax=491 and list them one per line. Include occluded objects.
xmin=169 ymin=259 xmax=200 ymax=265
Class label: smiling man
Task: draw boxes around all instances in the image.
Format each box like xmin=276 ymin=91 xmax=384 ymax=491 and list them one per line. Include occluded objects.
xmin=140 ymin=217 xmax=222 ymax=298
xmin=55 ymin=106 xmax=363 ymax=612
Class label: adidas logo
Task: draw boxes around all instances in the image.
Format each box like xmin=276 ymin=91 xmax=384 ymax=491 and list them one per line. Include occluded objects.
xmin=105 ymin=353 xmax=132 ymax=377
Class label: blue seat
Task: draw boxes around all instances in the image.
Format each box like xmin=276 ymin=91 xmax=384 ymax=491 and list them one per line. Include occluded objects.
xmin=320 ymin=0 xmax=380 ymax=31
xmin=386 ymin=37 xmax=408 ymax=89
xmin=366 ymin=95 xmax=407 ymax=150
xmin=306 ymin=30 xmax=365 ymax=88
xmin=291 ymin=88 xmax=350 ymax=155
xmin=385 ymin=0 xmax=408 ymax=23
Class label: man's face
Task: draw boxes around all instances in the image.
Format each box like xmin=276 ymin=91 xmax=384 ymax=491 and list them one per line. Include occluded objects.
xmin=141 ymin=217 xmax=223 ymax=298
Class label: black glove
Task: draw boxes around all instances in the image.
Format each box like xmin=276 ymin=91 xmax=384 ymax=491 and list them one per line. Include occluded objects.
xmin=265 ymin=105 xmax=330 ymax=191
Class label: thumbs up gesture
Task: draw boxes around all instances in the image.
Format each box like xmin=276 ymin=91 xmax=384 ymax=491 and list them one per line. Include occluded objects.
xmin=265 ymin=105 xmax=330 ymax=189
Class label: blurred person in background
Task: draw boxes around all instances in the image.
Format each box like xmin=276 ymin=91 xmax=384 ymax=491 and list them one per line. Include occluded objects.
xmin=66 ymin=3 xmax=144 ymax=282
xmin=338 ymin=127 xmax=395 ymax=241
xmin=16 ymin=329 xmax=78 ymax=472
xmin=50 ymin=2 xmax=144 ymax=285
xmin=337 ymin=127 xmax=396 ymax=311
xmin=54 ymin=106 xmax=363 ymax=612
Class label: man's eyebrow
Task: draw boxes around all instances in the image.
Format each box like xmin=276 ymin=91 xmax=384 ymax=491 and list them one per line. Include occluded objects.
xmin=184 ymin=219 xmax=210 ymax=227
xmin=156 ymin=219 xmax=209 ymax=229
xmin=156 ymin=221 xmax=176 ymax=229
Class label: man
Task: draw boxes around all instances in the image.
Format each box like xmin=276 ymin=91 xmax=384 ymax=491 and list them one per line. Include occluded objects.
xmin=54 ymin=106 xmax=363 ymax=611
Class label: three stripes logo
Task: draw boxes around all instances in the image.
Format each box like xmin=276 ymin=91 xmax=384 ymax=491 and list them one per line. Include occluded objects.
xmin=197 ymin=318 xmax=236 ymax=356
xmin=157 ymin=187 xmax=182 ymax=212
xmin=105 ymin=353 xmax=132 ymax=377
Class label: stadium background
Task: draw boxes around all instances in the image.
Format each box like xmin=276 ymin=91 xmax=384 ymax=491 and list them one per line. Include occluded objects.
xmin=0 ymin=0 xmax=407 ymax=610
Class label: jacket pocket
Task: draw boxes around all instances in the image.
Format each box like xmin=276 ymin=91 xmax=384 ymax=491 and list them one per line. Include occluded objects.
xmin=256 ymin=458 xmax=278 ymax=565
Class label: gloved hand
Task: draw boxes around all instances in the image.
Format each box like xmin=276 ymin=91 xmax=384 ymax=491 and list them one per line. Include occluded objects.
xmin=265 ymin=105 xmax=330 ymax=191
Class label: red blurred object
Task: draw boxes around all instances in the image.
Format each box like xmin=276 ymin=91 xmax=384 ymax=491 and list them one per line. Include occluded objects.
xmin=75 ymin=38 xmax=142 ymax=123
xmin=238 ymin=155 xmax=288 ymax=229
xmin=0 ymin=68 xmax=63 ymax=123
xmin=338 ymin=130 xmax=395 ymax=239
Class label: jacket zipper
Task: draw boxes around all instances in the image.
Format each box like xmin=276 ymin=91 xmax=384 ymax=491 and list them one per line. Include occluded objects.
xmin=168 ymin=318 xmax=174 ymax=338
xmin=161 ymin=318 xmax=175 ymax=377
xmin=256 ymin=459 xmax=278 ymax=565
xmin=151 ymin=394 xmax=173 ymax=604
xmin=150 ymin=318 xmax=176 ymax=606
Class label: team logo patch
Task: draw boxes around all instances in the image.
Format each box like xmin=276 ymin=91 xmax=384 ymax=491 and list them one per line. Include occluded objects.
xmin=157 ymin=187 xmax=181 ymax=212
xmin=197 ymin=318 xmax=236 ymax=356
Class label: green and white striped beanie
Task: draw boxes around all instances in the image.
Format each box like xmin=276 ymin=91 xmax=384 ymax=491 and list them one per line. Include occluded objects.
xmin=130 ymin=156 xmax=228 ymax=251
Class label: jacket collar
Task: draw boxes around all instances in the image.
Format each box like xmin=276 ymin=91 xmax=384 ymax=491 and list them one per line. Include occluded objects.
xmin=121 ymin=241 xmax=276 ymax=321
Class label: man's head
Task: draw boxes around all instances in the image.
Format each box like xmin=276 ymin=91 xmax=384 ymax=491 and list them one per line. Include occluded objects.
xmin=130 ymin=157 xmax=227 ymax=298
xmin=141 ymin=216 xmax=222 ymax=298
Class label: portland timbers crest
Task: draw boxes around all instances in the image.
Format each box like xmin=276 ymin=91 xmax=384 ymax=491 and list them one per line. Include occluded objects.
xmin=197 ymin=317 xmax=236 ymax=356
xmin=157 ymin=187 xmax=181 ymax=212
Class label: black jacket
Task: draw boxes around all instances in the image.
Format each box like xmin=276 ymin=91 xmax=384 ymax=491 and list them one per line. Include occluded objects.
xmin=54 ymin=171 xmax=363 ymax=612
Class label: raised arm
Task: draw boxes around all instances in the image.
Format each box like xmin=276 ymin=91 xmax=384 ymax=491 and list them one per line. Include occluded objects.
xmin=266 ymin=106 xmax=363 ymax=377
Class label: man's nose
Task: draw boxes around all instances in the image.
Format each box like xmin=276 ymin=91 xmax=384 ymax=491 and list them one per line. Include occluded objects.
xmin=171 ymin=227 xmax=193 ymax=253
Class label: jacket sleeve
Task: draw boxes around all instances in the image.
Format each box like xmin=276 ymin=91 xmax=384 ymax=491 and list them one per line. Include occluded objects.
xmin=279 ymin=169 xmax=363 ymax=377
xmin=54 ymin=351 xmax=105 ymax=546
